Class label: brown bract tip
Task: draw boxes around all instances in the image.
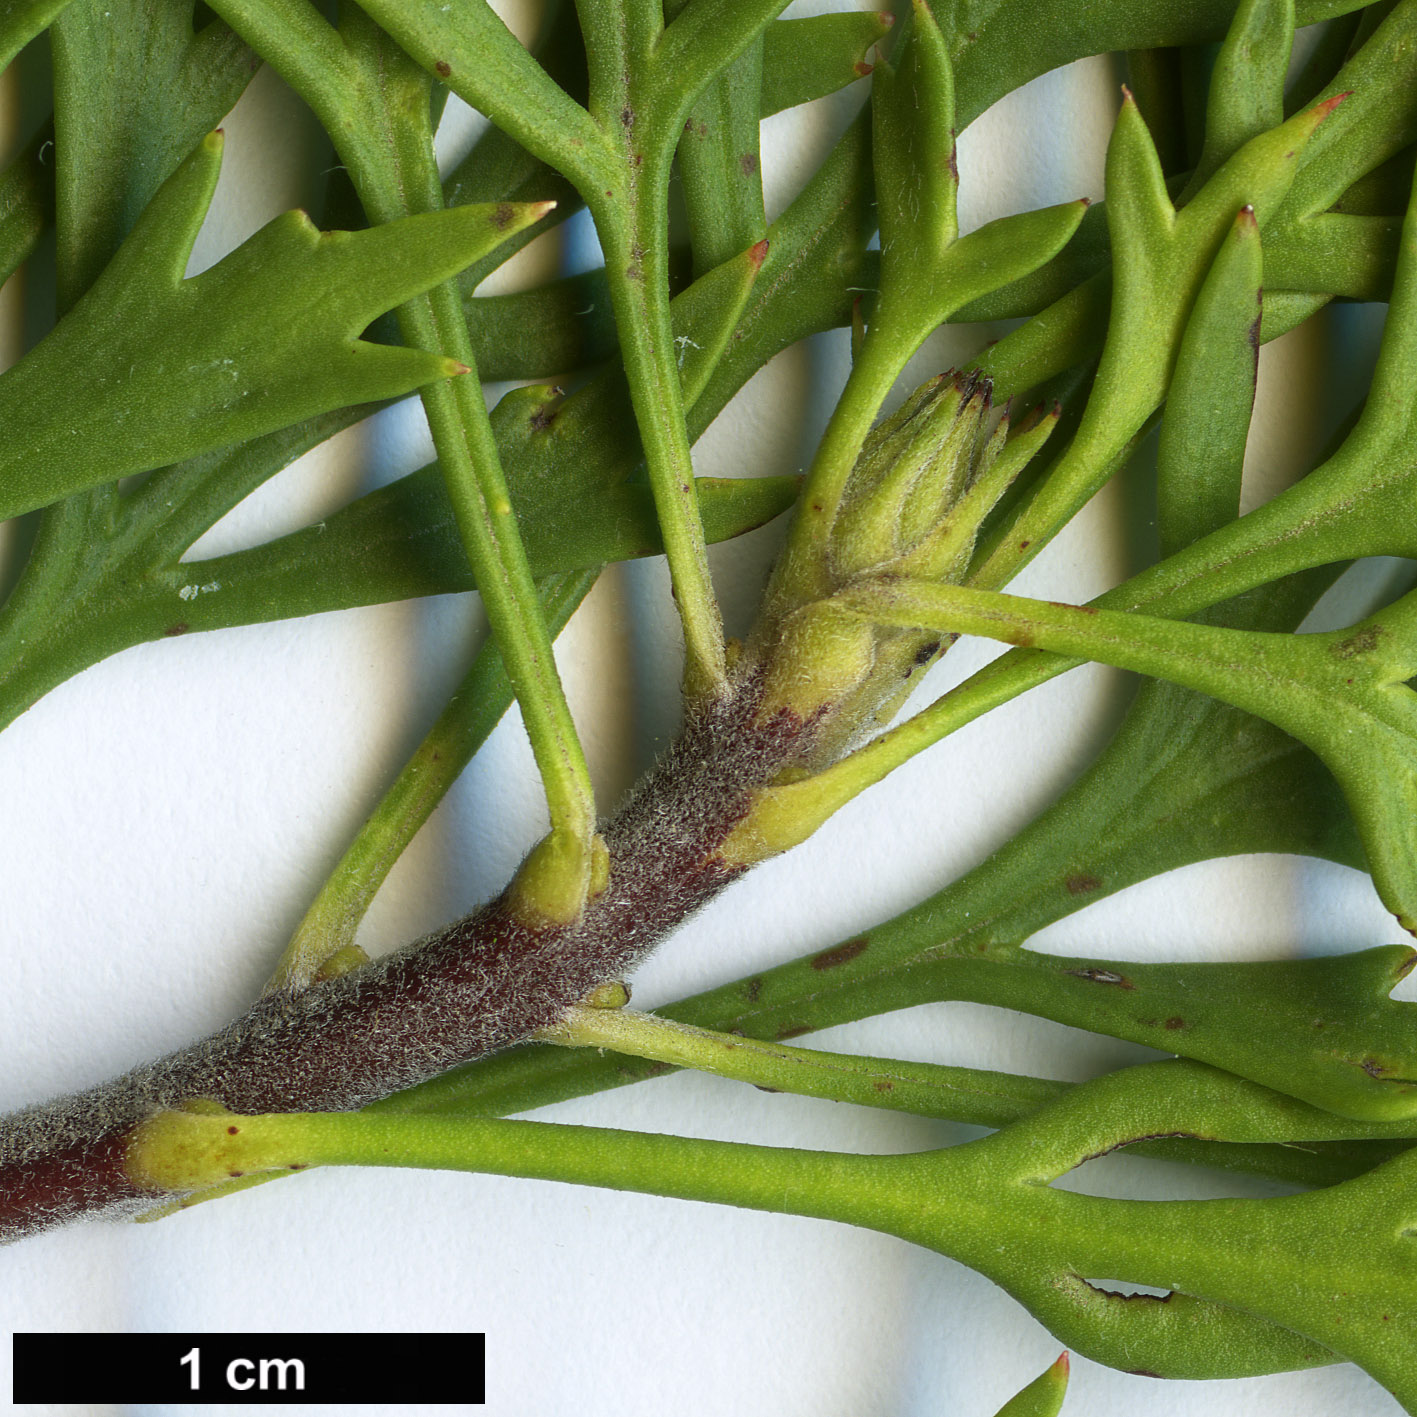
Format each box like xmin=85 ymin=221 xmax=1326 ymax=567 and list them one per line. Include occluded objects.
xmin=1053 ymin=1352 xmax=1070 ymax=1375
xmin=877 ymin=10 xmax=894 ymax=25
xmin=854 ymin=60 xmax=873 ymax=77
xmin=1120 ymin=83 xmax=1135 ymax=104
xmin=1237 ymin=203 xmax=1258 ymax=228
xmin=748 ymin=238 xmax=770 ymax=270
xmin=1315 ymin=90 xmax=1352 ymax=120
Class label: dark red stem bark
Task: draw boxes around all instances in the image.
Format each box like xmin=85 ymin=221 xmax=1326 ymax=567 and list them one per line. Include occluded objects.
xmin=0 ymin=684 xmax=812 ymax=1243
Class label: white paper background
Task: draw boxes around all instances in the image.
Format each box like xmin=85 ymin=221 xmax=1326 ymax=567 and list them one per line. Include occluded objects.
xmin=0 ymin=4 xmax=1410 ymax=1414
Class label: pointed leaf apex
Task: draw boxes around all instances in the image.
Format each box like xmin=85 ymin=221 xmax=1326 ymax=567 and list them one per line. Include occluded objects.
xmin=748 ymin=238 xmax=770 ymax=270
xmin=1120 ymin=83 xmax=1136 ymax=105
xmin=203 ymin=130 xmax=225 ymax=154
xmin=1237 ymin=203 xmax=1258 ymax=228
xmin=1314 ymin=90 xmax=1351 ymax=121
xmin=1051 ymin=1352 xmax=1070 ymax=1376
xmin=485 ymin=201 xmax=556 ymax=239
xmin=443 ymin=359 xmax=472 ymax=378
xmin=854 ymin=60 xmax=873 ymax=77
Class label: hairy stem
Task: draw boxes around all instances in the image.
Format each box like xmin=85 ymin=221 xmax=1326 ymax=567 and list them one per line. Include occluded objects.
xmin=0 ymin=678 xmax=812 ymax=1241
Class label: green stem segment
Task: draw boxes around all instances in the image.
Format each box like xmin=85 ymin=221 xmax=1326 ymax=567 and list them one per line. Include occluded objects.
xmin=269 ymin=570 xmax=599 ymax=989
xmin=204 ymin=1 xmax=600 ymax=932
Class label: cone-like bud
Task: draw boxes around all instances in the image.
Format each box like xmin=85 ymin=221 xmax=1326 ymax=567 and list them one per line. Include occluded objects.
xmin=752 ymin=371 xmax=1057 ymax=764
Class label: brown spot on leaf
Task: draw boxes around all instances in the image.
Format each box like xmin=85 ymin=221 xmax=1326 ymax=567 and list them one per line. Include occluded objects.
xmin=434 ymin=60 xmax=452 ymax=77
xmin=620 ymin=105 xmax=634 ymax=128
xmin=776 ymin=1024 xmax=811 ymax=1041
xmin=491 ymin=203 xmax=515 ymax=229
xmin=1164 ymin=1016 xmax=1187 ymax=1030
xmin=744 ymin=976 xmax=763 ymax=1003
xmin=1361 ymin=1057 xmax=1391 ymax=1078
xmin=226 ymin=1126 xmax=240 ymax=1135
xmin=1065 ymin=873 xmax=1101 ymax=895
xmin=872 ymin=1079 xmax=894 ymax=1093
xmin=163 ymin=623 xmax=189 ymax=637
xmin=740 ymin=153 xmax=759 ymax=177
xmin=812 ymin=937 xmax=868 ymax=970
xmin=913 ymin=640 xmax=941 ymax=667
xmin=1333 ymin=625 xmax=1383 ymax=659
xmin=1396 ymin=951 xmax=1417 ymax=980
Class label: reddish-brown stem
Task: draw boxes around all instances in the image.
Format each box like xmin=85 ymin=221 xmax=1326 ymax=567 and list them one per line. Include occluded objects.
xmin=0 ymin=681 xmax=814 ymax=1243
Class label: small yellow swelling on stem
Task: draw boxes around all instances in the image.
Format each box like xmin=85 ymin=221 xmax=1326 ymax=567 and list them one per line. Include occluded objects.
xmin=506 ymin=830 xmax=611 ymax=928
xmin=127 ymin=1100 xmax=263 ymax=1193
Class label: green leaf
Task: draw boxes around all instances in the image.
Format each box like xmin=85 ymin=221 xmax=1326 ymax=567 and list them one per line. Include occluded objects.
xmin=0 ymin=126 xmax=52 ymax=289
xmin=0 ymin=0 xmax=72 ymax=73
xmin=853 ymin=573 xmax=1417 ymax=945
xmin=973 ymin=88 xmax=1340 ymax=587
xmin=945 ymin=0 xmax=1368 ymax=131
xmin=1183 ymin=0 xmax=1294 ymax=196
xmin=134 ymin=1057 xmax=1417 ymax=1394
xmin=177 ymin=468 xmax=800 ymax=631
xmin=0 ymin=133 xmax=550 ymax=522
xmin=1277 ymin=0 xmax=1417 ymax=223
xmin=873 ymin=0 xmax=958 ymax=263
xmin=50 ymin=0 xmax=256 ymax=306
xmin=1155 ymin=206 xmax=1262 ymax=556
xmin=993 ymin=1355 xmax=1068 ymax=1417
xmin=760 ymin=11 xmax=889 ymax=117
xmin=676 ymin=24 xmax=766 ymax=279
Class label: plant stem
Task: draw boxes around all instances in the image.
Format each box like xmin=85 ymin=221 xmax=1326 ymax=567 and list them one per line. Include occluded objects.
xmin=269 ymin=570 xmax=597 ymax=989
